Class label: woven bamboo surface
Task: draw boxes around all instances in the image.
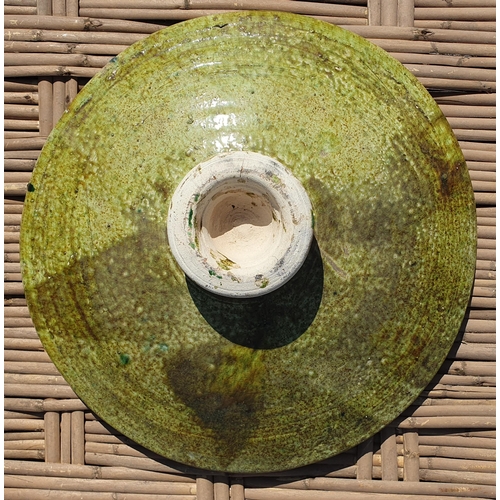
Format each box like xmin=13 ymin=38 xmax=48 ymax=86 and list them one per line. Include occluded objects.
xmin=4 ymin=0 xmax=496 ymax=499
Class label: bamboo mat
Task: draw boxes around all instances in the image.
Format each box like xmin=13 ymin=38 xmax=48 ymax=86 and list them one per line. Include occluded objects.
xmin=4 ymin=1 xmax=496 ymax=499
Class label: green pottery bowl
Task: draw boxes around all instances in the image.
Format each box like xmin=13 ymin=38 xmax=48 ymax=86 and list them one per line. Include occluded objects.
xmin=20 ymin=11 xmax=476 ymax=473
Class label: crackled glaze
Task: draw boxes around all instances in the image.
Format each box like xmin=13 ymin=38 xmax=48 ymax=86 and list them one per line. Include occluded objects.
xmin=21 ymin=11 xmax=476 ymax=473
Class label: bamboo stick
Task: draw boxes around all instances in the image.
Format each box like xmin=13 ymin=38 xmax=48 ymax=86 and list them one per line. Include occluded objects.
xmin=5 ymin=29 xmax=149 ymax=45
xmin=414 ymin=20 xmax=495 ymax=32
xmin=246 ymin=477 xmax=496 ymax=498
xmin=4 ymin=159 xmax=36 ymax=172
xmin=414 ymin=8 xmax=495 ymax=22
xmin=4 ymin=6 xmax=37 ymax=14
xmin=380 ymin=428 xmax=398 ymax=481
xmin=5 ymin=52 xmax=112 ymax=67
xmin=72 ymin=410 xmax=86 ymax=465
xmin=372 ymin=39 xmax=494 ymax=57
xmin=85 ymin=452 xmax=204 ymax=476
xmin=230 ymin=478 xmax=245 ymax=500
xmin=403 ymin=404 xmax=495 ymax=418
xmin=4 ymin=474 xmax=198 ymax=495
xmin=4 ymin=104 xmax=39 ymax=119
xmin=5 ymin=40 xmax=131 ymax=56
xmin=53 ymin=76 xmax=67 ymax=124
xmin=4 ymin=398 xmax=87 ymax=413
xmin=5 ymin=383 xmax=78 ymax=399
xmin=38 ymin=76 xmax=53 ymax=136
xmin=214 ymin=476 xmax=229 ymax=500
xmin=372 ymin=455 xmax=496 ymax=475
xmin=5 ymin=410 xmax=43 ymax=419
xmin=418 ymin=468 xmax=495 ymax=486
xmin=4 ymin=449 xmax=45 ymax=460
xmin=5 ymin=432 xmax=45 ymax=441
xmin=415 ymin=0 xmax=495 ymax=6
xmin=405 ymin=434 xmax=496 ymax=450
xmin=4 ymin=361 xmax=60 ymax=376
xmin=5 ymin=0 xmax=37 ymax=5
xmin=347 ymin=25 xmax=495 ymax=44
xmin=53 ymin=0 xmax=66 ymax=16
xmin=441 ymin=105 xmax=495 ymax=118
xmin=403 ymin=432 xmax=420 ymax=482
xmin=407 ymin=445 xmax=495 ymax=461
xmin=4 ymin=439 xmax=45 ymax=450
xmin=4 ymin=119 xmax=39 ymax=131
xmin=4 ymin=373 xmax=68 ymax=386
xmin=45 ymin=410 xmax=61 ymax=463
xmin=356 ymin=437 xmax=373 ymax=480
xmin=78 ymin=0 xmax=368 ymax=18
xmin=4 ymin=489 xmax=196 ymax=500
xmin=4 ymin=136 xmax=46 ymax=149
xmin=4 ymin=459 xmax=196 ymax=482
xmin=4 ymin=92 xmax=39 ymax=105
xmin=5 ymin=66 xmax=101 ymax=78
xmin=4 ymin=350 xmax=51 ymax=363
xmin=67 ymin=0 xmax=79 ymax=17
xmin=445 ymin=360 xmax=496 ymax=377
xmin=243 ymin=488 xmax=483 ymax=500
xmin=4 ymin=15 xmax=169 ymax=33
xmin=4 ymin=150 xmax=41 ymax=158
xmin=4 ymin=418 xmax=44 ymax=431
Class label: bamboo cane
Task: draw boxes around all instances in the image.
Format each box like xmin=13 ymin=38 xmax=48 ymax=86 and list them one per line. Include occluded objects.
xmin=4 ymin=361 xmax=60 ymax=376
xmin=4 ymin=159 xmax=37 ymax=170
xmin=4 ymin=449 xmax=45 ymax=461
xmin=245 ymin=476 xmax=495 ymax=497
xmin=5 ymin=432 xmax=44 ymax=441
xmin=414 ymin=20 xmax=495 ymax=32
xmin=405 ymin=434 xmax=495 ymax=450
xmin=4 ymin=418 xmax=44 ymax=431
xmin=4 ymin=398 xmax=86 ymax=413
xmin=380 ymin=428 xmax=398 ymax=481
xmin=415 ymin=0 xmax=495 ymax=6
xmin=5 ymin=41 xmax=131 ymax=56
xmin=356 ymin=437 xmax=373 ymax=480
xmin=197 ymin=476 xmax=214 ymax=500
xmin=4 ymin=489 xmax=196 ymax=500
xmin=4 ymin=104 xmax=39 ymax=119
xmin=4 ymin=373 xmax=68 ymax=386
xmin=5 ymin=384 xmax=78 ymax=399
xmin=5 ymin=66 xmax=101 ymax=78
xmin=71 ymin=410 xmax=86 ymax=465
xmin=407 ymin=444 xmax=495 ymax=461
xmin=414 ymin=8 xmax=495 ymax=22
xmin=78 ymin=0 xmax=368 ymax=18
xmin=4 ymin=439 xmax=45 ymax=450
xmin=4 ymin=119 xmax=39 ymax=131
xmin=445 ymin=360 xmax=496 ymax=376
xmin=403 ymin=404 xmax=495 ymax=418
xmin=5 ymin=53 xmax=112 ymax=67
xmin=4 ymin=474 xmax=198 ymax=495
xmin=5 ymin=29 xmax=149 ymax=45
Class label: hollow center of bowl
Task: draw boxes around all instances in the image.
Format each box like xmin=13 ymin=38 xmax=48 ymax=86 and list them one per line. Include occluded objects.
xmin=198 ymin=185 xmax=282 ymax=271
xmin=167 ymin=151 xmax=313 ymax=298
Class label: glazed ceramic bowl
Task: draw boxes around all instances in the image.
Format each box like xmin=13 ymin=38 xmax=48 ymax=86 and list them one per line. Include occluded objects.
xmin=21 ymin=11 xmax=476 ymax=473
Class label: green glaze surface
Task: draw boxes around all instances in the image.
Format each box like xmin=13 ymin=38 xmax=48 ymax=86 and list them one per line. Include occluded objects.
xmin=21 ymin=11 xmax=476 ymax=473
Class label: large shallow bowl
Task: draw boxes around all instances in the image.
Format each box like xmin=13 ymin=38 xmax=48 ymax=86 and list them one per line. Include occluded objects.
xmin=21 ymin=11 xmax=476 ymax=473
